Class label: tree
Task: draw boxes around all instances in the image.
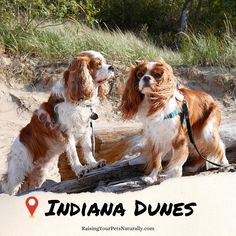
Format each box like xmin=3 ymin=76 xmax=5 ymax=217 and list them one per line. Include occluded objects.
xmin=180 ymin=0 xmax=193 ymax=33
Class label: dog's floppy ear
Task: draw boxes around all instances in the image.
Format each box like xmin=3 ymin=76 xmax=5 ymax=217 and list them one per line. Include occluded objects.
xmin=64 ymin=56 xmax=94 ymax=102
xmin=119 ymin=65 xmax=144 ymax=119
xmin=98 ymin=81 xmax=109 ymax=99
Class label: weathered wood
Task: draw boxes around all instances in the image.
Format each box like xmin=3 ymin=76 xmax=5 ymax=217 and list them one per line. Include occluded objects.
xmin=58 ymin=125 xmax=143 ymax=180
xmin=58 ymin=125 xmax=236 ymax=182
xmin=94 ymin=177 xmax=163 ymax=193
xmin=19 ymin=147 xmax=236 ymax=195
xmin=95 ymin=164 xmax=236 ymax=193
xmin=226 ymin=144 xmax=236 ymax=164
xmin=19 ymin=158 xmax=146 ymax=195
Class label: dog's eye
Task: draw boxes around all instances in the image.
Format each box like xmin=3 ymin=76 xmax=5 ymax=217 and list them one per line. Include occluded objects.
xmin=154 ymin=73 xmax=162 ymax=79
xmin=97 ymin=61 xmax=102 ymax=67
xmin=137 ymin=72 xmax=144 ymax=79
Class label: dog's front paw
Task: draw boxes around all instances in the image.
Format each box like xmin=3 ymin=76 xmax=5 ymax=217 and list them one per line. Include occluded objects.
xmin=142 ymin=175 xmax=158 ymax=184
xmin=87 ymin=160 xmax=106 ymax=170
xmin=97 ymin=159 xmax=106 ymax=168
xmin=87 ymin=162 xmax=99 ymax=169
xmin=75 ymin=166 xmax=89 ymax=178
xmin=142 ymin=173 xmax=167 ymax=184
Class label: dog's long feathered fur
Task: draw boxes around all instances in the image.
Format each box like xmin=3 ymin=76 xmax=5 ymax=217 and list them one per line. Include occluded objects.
xmin=1 ymin=50 xmax=114 ymax=195
xmin=120 ymin=60 xmax=228 ymax=183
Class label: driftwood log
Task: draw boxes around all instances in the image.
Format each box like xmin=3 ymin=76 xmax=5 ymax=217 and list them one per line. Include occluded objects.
xmin=28 ymin=158 xmax=147 ymax=194
xmin=20 ymin=149 xmax=236 ymax=195
xmin=58 ymin=125 xmax=144 ymax=180
xmin=18 ymin=126 xmax=236 ymax=195
xmin=58 ymin=125 xmax=236 ymax=181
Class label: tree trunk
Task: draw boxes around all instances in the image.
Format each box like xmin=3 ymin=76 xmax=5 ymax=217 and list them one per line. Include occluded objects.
xmin=180 ymin=0 xmax=193 ymax=33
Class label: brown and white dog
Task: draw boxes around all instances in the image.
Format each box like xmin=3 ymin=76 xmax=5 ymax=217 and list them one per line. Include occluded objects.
xmin=1 ymin=50 xmax=114 ymax=195
xmin=120 ymin=59 xmax=228 ymax=183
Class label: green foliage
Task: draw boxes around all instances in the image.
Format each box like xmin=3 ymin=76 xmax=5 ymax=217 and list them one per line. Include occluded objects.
xmin=180 ymin=32 xmax=236 ymax=67
xmin=0 ymin=0 xmax=99 ymax=28
xmin=93 ymin=0 xmax=185 ymax=47
xmin=1 ymin=0 xmax=236 ymax=46
xmin=0 ymin=0 xmax=235 ymax=68
xmin=0 ymin=21 xmax=182 ymax=65
xmin=79 ymin=0 xmax=99 ymax=26
xmin=93 ymin=0 xmax=236 ymax=47
xmin=1 ymin=20 xmax=235 ymax=68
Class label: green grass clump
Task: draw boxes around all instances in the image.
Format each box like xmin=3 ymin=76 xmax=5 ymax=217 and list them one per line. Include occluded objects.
xmin=180 ymin=32 xmax=236 ymax=67
xmin=0 ymin=22 xmax=182 ymax=65
xmin=0 ymin=21 xmax=235 ymax=68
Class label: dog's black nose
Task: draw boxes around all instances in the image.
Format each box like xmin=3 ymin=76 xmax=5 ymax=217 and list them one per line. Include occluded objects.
xmin=143 ymin=75 xmax=151 ymax=83
xmin=108 ymin=65 xmax=114 ymax=72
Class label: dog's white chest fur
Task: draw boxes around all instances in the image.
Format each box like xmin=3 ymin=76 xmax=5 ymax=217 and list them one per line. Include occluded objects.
xmin=139 ymin=96 xmax=179 ymax=157
xmin=55 ymin=97 xmax=98 ymax=139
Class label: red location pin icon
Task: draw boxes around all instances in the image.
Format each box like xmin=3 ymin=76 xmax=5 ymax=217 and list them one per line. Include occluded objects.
xmin=25 ymin=196 xmax=38 ymax=217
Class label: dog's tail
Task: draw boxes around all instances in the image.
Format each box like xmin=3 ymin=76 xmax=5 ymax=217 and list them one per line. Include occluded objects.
xmin=0 ymin=173 xmax=9 ymax=194
xmin=0 ymin=137 xmax=32 ymax=195
xmin=0 ymin=153 xmax=9 ymax=194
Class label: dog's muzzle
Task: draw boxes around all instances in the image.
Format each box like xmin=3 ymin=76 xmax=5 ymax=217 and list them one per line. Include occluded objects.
xmin=108 ymin=65 xmax=114 ymax=72
xmin=142 ymin=75 xmax=151 ymax=87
